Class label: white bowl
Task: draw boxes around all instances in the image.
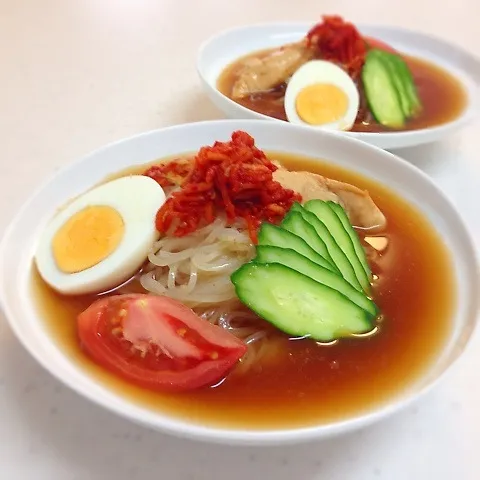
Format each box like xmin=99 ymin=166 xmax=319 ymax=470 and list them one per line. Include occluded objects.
xmin=197 ymin=23 xmax=480 ymax=150
xmin=0 ymin=120 xmax=478 ymax=445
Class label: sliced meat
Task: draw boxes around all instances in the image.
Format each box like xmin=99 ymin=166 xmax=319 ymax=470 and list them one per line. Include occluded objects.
xmin=272 ymin=169 xmax=386 ymax=230
xmin=232 ymin=41 xmax=313 ymax=99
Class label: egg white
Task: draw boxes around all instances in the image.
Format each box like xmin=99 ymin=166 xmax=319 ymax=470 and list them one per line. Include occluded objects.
xmin=284 ymin=60 xmax=360 ymax=131
xmin=35 ymin=175 xmax=166 ymax=295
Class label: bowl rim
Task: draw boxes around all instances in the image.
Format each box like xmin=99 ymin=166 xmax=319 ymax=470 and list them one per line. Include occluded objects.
xmin=1 ymin=119 xmax=479 ymax=445
xmin=196 ymin=21 xmax=480 ymax=144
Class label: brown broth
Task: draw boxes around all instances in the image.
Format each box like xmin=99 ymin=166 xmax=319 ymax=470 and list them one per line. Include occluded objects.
xmin=217 ymin=51 xmax=468 ymax=133
xmin=30 ymin=153 xmax=455 ymax=430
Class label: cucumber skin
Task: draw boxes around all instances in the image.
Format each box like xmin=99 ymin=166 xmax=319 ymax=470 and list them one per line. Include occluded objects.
xmin=327 ymin=201 xmax=372 ymax=283
xmin=291 ymin=202 xmax=363 ymax=290
xmin=231 ymin=262 xmax=374 ymax=342
xmin=322 ymin=201 xmax=371 ymax=292
xmin=281 ymin=210 xmax=339 ymax=273
xmin=362 ymin=50 xmax=405 ymax=128
xmin=364 ymin=49 xmax=421 ymax=123
xmin=257 ymin=223 xmax=337 ymax=273
xmin=254 ymin=245 xmax=378 ymax=316
xmin=385 ymin=52 xmax=421 ymax=115
xmin=383 ymin=55 xmax=413 ymax=117
xmin=304 ymin=200 xmax=365 ymax=292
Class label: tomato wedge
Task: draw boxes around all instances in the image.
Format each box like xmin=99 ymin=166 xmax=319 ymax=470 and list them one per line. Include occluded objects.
xmin=364 ymin=36 xmax=398 ymax=54
xmin=77 ymin=293 xmax=247 ymax=392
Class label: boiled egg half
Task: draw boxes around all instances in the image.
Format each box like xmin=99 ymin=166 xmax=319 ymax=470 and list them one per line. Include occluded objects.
xmin=35 ymin=175 xmax=165 ymax=295
xmin=284 ymin=60 xmax=360 ymax=131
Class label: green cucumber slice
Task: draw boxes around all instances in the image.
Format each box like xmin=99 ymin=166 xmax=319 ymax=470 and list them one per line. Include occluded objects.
xmin=231 ymin=262 xmax=374 ymax=342
xmin=290 ymin=202 xmax=362 ymax=290
xmin=255 ymin=245 xmax=378 ymax=316
xmin=257 ymin=223 xmax=337 ymax=273
xmin=281 ymin=210 xmax=338 ymax=272
xmin=328 ymin=201 xmax=372 ymax=283
xmin=362 ymin=49 xmax=405 ymax=128
xmin=304 ymin=200 xmax=366 ymax=291
xmin=386 ymin=52 xmax=421 ymax=115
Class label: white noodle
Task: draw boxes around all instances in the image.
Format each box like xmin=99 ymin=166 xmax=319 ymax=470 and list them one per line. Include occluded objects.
xmin=167 ymin=264 xmax=177 ymax=290
xmin=140 ymin=216 xmax=255 ymax=307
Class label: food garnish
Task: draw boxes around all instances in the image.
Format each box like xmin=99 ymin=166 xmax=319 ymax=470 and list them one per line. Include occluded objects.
xmin=35 ymin=176 xmax=165 ymax=295
xmin=362 ymin=49 xmax=421 ymax=127
xmin=280 ymin=209 xmax=339 ymax=272
xmin=284 ymin=60 xmax=360 ymax=130
xmin=304 ymin=200 xmax=370 ymax=292
xmin=231 ymin=200 xmax=378 ymax=342
xmin=257 ymin=222 xmax=337 ymax=273
xmin=328 ymin=201 xmax=372 ymax=281
xmin=254 ymin=245 xmax=377 ymax=316
xmin=144 ymin=158 xmax=193 ymax=188
xmin=306 ymin=15 xmax=367 ymax=79
xmin=77 ymin=294 xmax=247 ymax=392
xmin=231 ymin=262 xmax=374 ymax=342
xmin=145 ymin=131 xmax=301 ymax=243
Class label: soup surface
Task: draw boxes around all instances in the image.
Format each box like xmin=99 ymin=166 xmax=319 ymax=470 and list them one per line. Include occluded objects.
xmin=218 ymin=52 xmax=467 ymax=133
xmin=32 ymin=153 xmax=455 ymax=429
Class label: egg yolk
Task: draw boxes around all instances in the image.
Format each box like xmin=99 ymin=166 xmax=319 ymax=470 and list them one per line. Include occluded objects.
xmin=295 ymin=83 xmax=349 ymax=125
xmin=52 ymin=205 xmax=124 ymax=273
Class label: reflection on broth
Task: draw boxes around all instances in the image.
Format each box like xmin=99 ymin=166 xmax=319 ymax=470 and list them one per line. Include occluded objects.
xmin=365 ymin=236 xmax=389 ymax=251
xmin=31 ymin=148 xmax=455 ymax=430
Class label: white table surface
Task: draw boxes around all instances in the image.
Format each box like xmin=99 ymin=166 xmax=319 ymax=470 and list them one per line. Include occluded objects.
xmin=0 ymin=1 xmax=479 ymax=479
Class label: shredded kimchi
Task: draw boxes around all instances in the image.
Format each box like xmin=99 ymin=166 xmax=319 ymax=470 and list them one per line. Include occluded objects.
xmin=144 ymin=131 xmax=301 ymax=243
xmin=306 ymin=15 xmax=367 ymax=78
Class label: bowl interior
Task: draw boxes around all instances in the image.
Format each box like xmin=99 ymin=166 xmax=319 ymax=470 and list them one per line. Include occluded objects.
xmin=197 ymin=24 xmax=480 ymax=149
xmin=0 ymin=120 xmax=478 ymax=445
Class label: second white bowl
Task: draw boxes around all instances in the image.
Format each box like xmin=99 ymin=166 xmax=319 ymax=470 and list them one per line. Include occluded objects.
xmin=197 ymin=23 xmax=480 ymax=150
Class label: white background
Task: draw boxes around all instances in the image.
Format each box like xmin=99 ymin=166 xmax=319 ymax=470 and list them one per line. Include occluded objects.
xmin=0 ymin=1 xmax=478 ymax=479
